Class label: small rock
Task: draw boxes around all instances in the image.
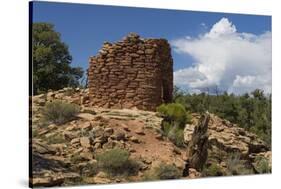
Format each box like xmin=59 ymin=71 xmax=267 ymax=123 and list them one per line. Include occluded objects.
xmin=95 ymin=135 xmax=108 ymax=144
xmin=32 ymin=142 xmax=56 ymax=154
xmin=65 ymin=125 xmax=76 ymax=131
xmin=45 ymin=132 xmax=56 ymax=139
xmin=77 ymin=113 xmax=96 ymax=121
xmin=36 ymin=99 xmax=46 ymax=106
xmin=138 ymin=161 xmax=149 ymax=170
xmin=81 ymin=122 xmax=92 ymax=129
xmin=135 ymin=127 xmax=145 ymax=135
xmin=94 ymin=177 xmax=110 ymax=184
xmin=62 ymin=131 xmax=76 ymax=140
xmin=32 ymin=177 xmax=64 ymax=187
xmin=46 ymin=92 xmax=56 ymax=100
xmin=61 ymin=172 xmax=80 ymax=180
xmin=188 ymin=168 xmax=201 ymax=179
xmin=174 ymin=158 xmax=185 ymax=170
xmin=81 ymin=108 xmax=96 ymax=115
xmin=173 ymin=147 xmax=182 ymax=155
xmin=215 ymin=127 xmax=224 ymax=132
xmin=155 ymin=133 xmax=163 ymax=140
xmin=115 ymin=132 xmax=126 ymax=141
xmin=143 ymin=158 xmax=152 ymax=164
xmin=92 ymin=127 xmax=104 ymax=138
xmin=129 ymin=148 xmax=136 ymax=153
xmin=104 ymin=127 xmax=114 ymax=136
xmin=80 ymin=137 xmax=91 ymax=148
xmin=73 ymin=147 xmax=83 ymax=154
xmin=122 ymin=125 xmax=130 ymax=132
xmin=80 ymin=152 xmax=93 ymax=160
xmin=38 ymin=129 xmax=48 ymax=136
xmin=94 ymin=142 xmax=102 ymax=149
xmin=220 ymin=162 xmax=227 ymax=168
xmin=70 ymin=138 xmax=80 ymax=145
xmin=130 ymin=136 xmax=140 ymax=143
xmin=47 ymin=124 xmax=57 ymax=130
xmin=103 ymin=140 xmax=116 ymax=149
xmin=96 ymin=171 xmax=107 ymax=178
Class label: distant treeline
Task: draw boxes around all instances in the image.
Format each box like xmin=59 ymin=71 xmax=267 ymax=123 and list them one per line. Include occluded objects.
xmin=173 ymin=87 xmax=271 ymax=146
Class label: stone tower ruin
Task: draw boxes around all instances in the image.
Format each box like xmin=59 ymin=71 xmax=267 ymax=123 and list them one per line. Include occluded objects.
xmin=88 ymin=33 xmax=173 ymax=111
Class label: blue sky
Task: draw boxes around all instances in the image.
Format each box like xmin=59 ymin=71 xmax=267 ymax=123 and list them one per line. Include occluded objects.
xmin=32 ymin=1 xmax=271 ymax=94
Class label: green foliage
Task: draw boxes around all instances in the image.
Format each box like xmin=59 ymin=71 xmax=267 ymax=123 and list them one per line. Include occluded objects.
xmin=42 ymin=100 xmax=80 ymax=124
xmin=157 ymin=103 xmax=188 ymax=128
xmin=157 ymin=103 xmax=190 ymax=147
xmin=81 ymin=162 xmax=99 ymax=177
xmin=157 ymin=103 xmax=189 ymax=147
xmin=202 ymin=163 xmax=223 ymax=177
xmin=167 ymin=126 xmax=185 ymax=147
xmin=153 ymin=163 xmax=181 ymax=180
xmin=45 ymin=133 xmax=67 ymax=144
xmin=173 ymin=86 xmax=271 ymax=147
xmin=96 ymin=148 xmax=139 ymax=176
xmin=254 ymin=156 xmax=271 ymax=174
xmin=225 ymin=153 xmax=253 ymax=175
xmin=33 ymin=23 xmax=84 ymax=94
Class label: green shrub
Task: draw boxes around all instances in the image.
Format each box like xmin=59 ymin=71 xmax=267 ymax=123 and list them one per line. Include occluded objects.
xmin=157 ymin=103 xmax=189 ymax=147
xmin=202 ymin=163 xmax=223 ymax=176
xmin=254 ymin=156 xmax=271 ymax=174
xmin=161 ymin=122 xmax=185 ymax=147
xmin=226 ymin=153 xmax=253 ymax=175
xmin=96 ymin=148 xmax=139 ymax=176
xmin=162 ymin=121 xmax=173 ymax=136
xmin=153 ymin=163 xmax=182 ymax=180
xmin=42 ymin=100 xmax=80 ymax=124
xmin=81 ymin=162 xmax=99 ymax=177
xmin=157 ymin=103 xmax=187 ymax=128
xmin=167 ymin=126 xmax=185 ymax=147
xmin=226 ymin=153 xmax=241 ymax=175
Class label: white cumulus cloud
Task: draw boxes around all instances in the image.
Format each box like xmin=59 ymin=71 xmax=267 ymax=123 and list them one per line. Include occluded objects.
xmin=172 ymin=17 xmax=272 ymax=94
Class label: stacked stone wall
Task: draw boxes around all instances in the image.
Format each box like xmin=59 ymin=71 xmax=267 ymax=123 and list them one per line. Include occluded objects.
xmin=88 ymin=33 xmax=173 ymax=111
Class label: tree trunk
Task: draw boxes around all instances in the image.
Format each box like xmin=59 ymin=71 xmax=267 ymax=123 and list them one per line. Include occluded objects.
xmin=186 ymin=112 xmax=210 ymax=171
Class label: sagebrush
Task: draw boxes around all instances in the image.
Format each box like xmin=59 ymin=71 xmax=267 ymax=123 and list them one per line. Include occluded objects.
xmin=96 ymin=148 xmax=139 ymax=176
xmin=42 ymin=100 xmax=80 ymax=124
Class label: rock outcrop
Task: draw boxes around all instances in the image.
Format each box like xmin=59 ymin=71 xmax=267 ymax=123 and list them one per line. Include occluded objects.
xmin=184 ymin=113 xmax=270 ymax=175
xmin=30 ymin=89 xmax=271 ymax=186
xmin=184 ymin=113 xmax=268 ymax=158
xmin=31 ymin=89 xmax=184 ymax=187
xmin=88 ymin=33 xmax=173 ymax=111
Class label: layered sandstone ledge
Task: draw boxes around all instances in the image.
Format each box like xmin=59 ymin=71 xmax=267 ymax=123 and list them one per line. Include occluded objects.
xmin=88 ymin=33 xmax=173 ymax=111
